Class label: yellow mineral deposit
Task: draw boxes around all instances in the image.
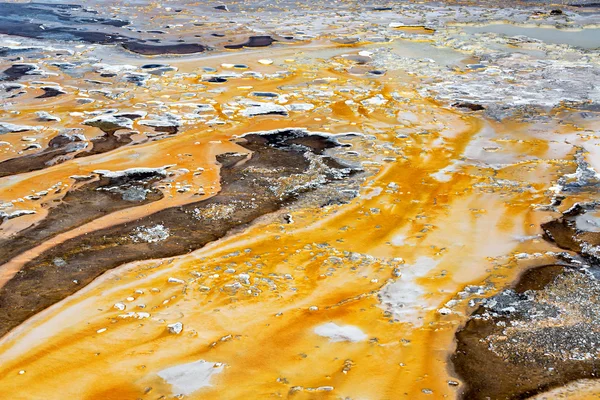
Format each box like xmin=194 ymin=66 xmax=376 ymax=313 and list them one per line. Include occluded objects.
xmin=0 ymin=54 xmax=560 ymax=399
xmin=0 ymin=2 xmax=599 ymax=400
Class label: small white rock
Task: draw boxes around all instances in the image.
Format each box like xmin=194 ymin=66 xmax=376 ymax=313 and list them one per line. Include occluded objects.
xmin=167 ymin=322 xmax=183 ymax=334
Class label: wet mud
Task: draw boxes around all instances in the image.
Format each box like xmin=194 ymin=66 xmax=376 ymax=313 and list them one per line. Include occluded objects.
xmin=542 ymin=202 xmax=600 ymax=261
xmin=453 ymin=204 xmax=600 ymax=399
xmin=0 ymin=168 xmax=166 ymax=266
xmin=224 ymin=36 xmax=276 ymax=49
xmin=0 ymin=129 xmax=138 ymax=178
xmin=0 ymin=132 xmax=87 ymax=178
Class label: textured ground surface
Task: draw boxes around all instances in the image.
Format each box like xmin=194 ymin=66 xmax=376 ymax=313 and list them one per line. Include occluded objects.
xmin=1 ymin=1 xmax=600 ymax=399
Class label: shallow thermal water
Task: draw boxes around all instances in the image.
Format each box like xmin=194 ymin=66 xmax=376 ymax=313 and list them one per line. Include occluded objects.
xmin=1 ymin=1 xmax=600 ymax=400
xmin=462 ymin=24 xmax=600 ymax=49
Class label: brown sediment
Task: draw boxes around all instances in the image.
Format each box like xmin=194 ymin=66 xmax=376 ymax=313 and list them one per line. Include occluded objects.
xmin=75 ymin=132 xmax=134 ymax=157
xmin=452 ymin=263 xmax=600 ymax=400
xmin=1 ymin=64 xmax=37 ymax=81
xmin=0 ymin=133 xmax=86 ymax=178
xmin=121 ymin=42 xmax=208 ymax=56
xmin=0 ymin=131 xmax=134 ymax=178
xmin=452 ymin=204 xmax=600 ymax=399
xmin=452 ymin=102 xmax=485 ymax=111
xmin=0 ymin=129 xmax=359 ymax=338
xmin=224 ymin=36 xmax=276 ymax=49
xmin=542 ymin=203 xmax=600 ymax=256
xmin=0 ymin=169 xmax=165 ymax=267
xmin=513 ymin=264 xmax=566 ymax=292
xmin=35 ymin=87 xmax=65 ymax=99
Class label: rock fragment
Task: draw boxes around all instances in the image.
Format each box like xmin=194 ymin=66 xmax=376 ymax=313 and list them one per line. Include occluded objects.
xmin=167 ymin=322 xmax=183 ymax=334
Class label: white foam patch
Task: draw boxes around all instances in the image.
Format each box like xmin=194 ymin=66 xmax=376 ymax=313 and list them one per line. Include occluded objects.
xmin=238 ymin=101 xmax=288 ymax=117
xmin=0 ymin=122 xmax=39 ymax=135
xmin=92 ymin=166 xmax=169 ymax=179
xmin=158 ymin=360 xmax=224 ymax=396
xmin=391 ymin=234 xmax=407 ymax=246
xmin=431 ymin=160 xmax=462 ymax=182
xmin=378 ymin=257 xmax=439 ymax=326
xmin=314 ymin=322 xmax=368 ymax=343
xmin=361 ymin=186 xmax=382 ymax=200
xmin=93 ymin=63 xmax=137 ymax=74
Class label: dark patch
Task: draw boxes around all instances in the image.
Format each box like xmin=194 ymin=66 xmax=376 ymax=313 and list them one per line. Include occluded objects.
xmin=0 ymin=170 xmax=166 ymax=267
xmin=0 ymin=2 xmax=125 ymax=30
xmin=0 ymin=129 xmax=359 ymax=338
xmin=0 ymin=133 xmax=86 ymax=178
xmin=48 ymin=134 xmax=78 ymax=148
xmin=113 ymin=112 xmax=145 ymax=121
xmin=0 ymin=2 xmax=207 ymax=56
xmin=550 ymin=9 xmax=564 ymax=15
xmin=452 ymin=102 xmax=485 ymax=111
xmin=513 ymin=264 xmax=566 ymax=292
xmin=251 ymin=92 xmax=279 ymax=98
xmin=542 ymin=202 xmax=600 ymax=263
xmin=570 ymin=2 xmax=600 ymax=7
xmin=141 ymin=63 xmax=168 ymax=69
xmin=343 ymin=55 xmax=371 ymax=64
xmin=3 ymin=83 xmax=24 ymax=93
xmin=23 ymin=144 xmax=41 ymax=151
xmin=101 ymin=19 xmax=129 ymax=28
xmin=205 ymin=76 xmax=228 ymax=83
xmin=0 ymin=127 xmax=136 ymax=178
xmin=332 ymin=37 xmax=361 ymax=45
xmin=250 ymin=130 xmax=351 ymax=155
xmin=0 ymin=6 xmax=124 ymax=44
xmin=453 ymin=203 xmax=600 ymax=399
xmin=224 ymin=35 xmax=276 ymax=49
xmin=36 ymin=86 xmax=66 ymax=99
xmin=1 ymin=64 xmax=37 ymax=81
xmin=75 ymin=132 xmax=133 ymax=158
xmin=214 ymin=5 xmax=229 ymax=11
xmin=121 ymin=42 xmax=207 ymax=55
xmin=149 ymin=125 xmax=179 ymax=134
xmin=452 ymin=265 xmax=600 ymax=400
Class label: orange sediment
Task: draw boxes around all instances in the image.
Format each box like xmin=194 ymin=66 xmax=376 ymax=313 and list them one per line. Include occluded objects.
xmin=0 ymin=38 xmax=591 ymax=399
